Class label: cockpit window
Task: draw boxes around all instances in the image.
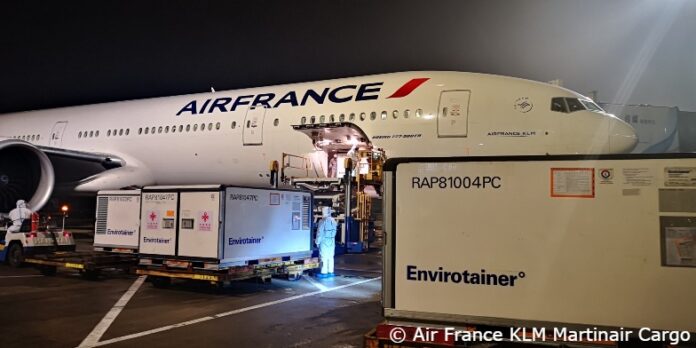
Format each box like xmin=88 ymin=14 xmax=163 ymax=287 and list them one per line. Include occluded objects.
xmin=580 ymin=99 xmax=604 ymax=112
xmin=566 ymin=98 xmax=584 ymax=112
xmin=551 ymin=97 xmax=604 ymax=114
xmin=551 ymin=97 xmax=567 ymax=113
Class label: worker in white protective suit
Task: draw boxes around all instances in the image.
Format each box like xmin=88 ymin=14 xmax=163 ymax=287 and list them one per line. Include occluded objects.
xmin=8 ymin=200 xmax=32 ymax=233
xmin=315 ymin=206 xmax=337 ymax=278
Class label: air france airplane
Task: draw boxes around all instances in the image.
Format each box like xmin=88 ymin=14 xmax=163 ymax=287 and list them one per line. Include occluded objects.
xmin=0 ymin=71 xmax=637 ymax=212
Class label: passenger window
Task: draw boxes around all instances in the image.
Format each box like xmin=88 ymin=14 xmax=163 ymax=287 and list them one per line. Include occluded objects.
xmin=208 ymin=123 xmax=213 ymax=131
xmin=216 ymin=122 xmax=221 ymax=130
xmin=179 ymin=125 xmax=183 ymax=132
xmin=157 ymin=127 xmax=162 ymax=134
xmin=78 ymin=132 xmax=83 ymax=138
xmin=165 ymin=126 xmax=170 ymax=133
xmin=381 ymin=111 xmax=387 ymax=120
xmin=200 ymin=123 xmax=205 ymax=131
xmin=392 ymin=110 xmax=399 ymax=119
xmin=37 ymin=134 xmax=41 ymax=140
xmin=106 ymin=130 xmax=110 ymax=137
xmin=360 ymin=112 xmax=366 ymax=121
xmin=320 ymin=115 xmax=325 ymax=123
xmin=349 ymin=113 xmax=355 ymax=121
xmin=151 ymin=127 xmax=155 ymax=134
xmin=89 ymin=131 xmax=94 ymax=137
xmin=186 ymin=124 xmax=191 ymax=132
xmin=416 ymin=109 xmax=423 ymax=118
xmin=230 ymin=122 xmax=236 ymax=129
xmin=119 ymin=129 xmax=124 ymax=136
xmin=273 ymin=119 xmax=279 ymax=126
xmin=339 ymin=114 xmax=345 ymax=122
xmin=301 ymin=116 xmax=306 ymax=125
xmin=246 ymin=121 xmax=250 ymax=128
xmin=329 ymin=114 xmax=335 ymax=122
xmin=125 ymin=129 xmax=129 ymax=135
xmin=404 ymin=109 xmax=410 ymax=118
xmin=95 ymin=131 xmax=99 ymax=137
xmin=370 ymin=112 xmax=376 ymax=121
xmin=193 ymin=124 xmax=198 ymax=131
xmin=310 ymin=116 xmax=316 ymax=124
xmin=551 ymin=97 xmax=568 ymax=113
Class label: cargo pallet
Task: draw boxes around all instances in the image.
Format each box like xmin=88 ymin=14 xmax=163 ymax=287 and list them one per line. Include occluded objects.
xmin=136 ymin=256 xmax=320 ymax=287
xmin=24 ymin=251 xmax=138 ymax=279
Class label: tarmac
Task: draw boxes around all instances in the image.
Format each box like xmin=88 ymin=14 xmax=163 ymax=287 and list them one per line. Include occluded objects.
xmin=0 ymin=237 xmax=383 ymax=348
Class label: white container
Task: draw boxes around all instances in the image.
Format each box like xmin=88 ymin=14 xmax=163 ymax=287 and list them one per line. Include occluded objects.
xmin=382 ymin=154 xmax=696 ymax=332
xmin=139 ymin=185 xmax=313 ymax=266
xmin=93 ymin=190 xmax=141 ymax=251
xmin=221 ymin=186 xmax=313 ymax=265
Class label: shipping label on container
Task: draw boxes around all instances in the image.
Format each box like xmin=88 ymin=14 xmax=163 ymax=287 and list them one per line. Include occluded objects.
xmin=551 ymin=168 xmax=594 ymax=198
xmin=198 ymin=211 xmax=212 ymax=231
xmin=664 ymin=167 xmax=696 ymax=187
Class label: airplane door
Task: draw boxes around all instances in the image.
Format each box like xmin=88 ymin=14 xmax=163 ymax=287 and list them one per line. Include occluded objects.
xmin=437 ymin=90 xmax=470 ymax=137
xmin=243 ymin=106 xmax=266 ymax=145
xmin=49 ymin=121 xmax=68 ymax=146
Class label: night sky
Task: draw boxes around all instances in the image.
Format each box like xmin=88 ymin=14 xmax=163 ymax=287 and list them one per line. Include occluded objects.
xmin=2 ymin=0 xmax=695 ymax=114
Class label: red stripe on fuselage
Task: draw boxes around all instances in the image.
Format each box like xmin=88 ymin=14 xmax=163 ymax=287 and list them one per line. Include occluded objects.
xmin=387 ymin=78 xmax=430 ymax=98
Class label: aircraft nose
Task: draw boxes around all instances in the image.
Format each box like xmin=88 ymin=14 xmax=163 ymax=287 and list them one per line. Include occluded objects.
xmin=609 ymin=118 xmax=638 ymax=153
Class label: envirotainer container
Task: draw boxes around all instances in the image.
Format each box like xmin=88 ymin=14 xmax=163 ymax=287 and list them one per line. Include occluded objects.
xmin=382 ymin=154 xmax=696 ymax=333
xmin=93 ymin=190 xmax=141 ymax=252
xmin=139 ymin=185 xmax=313 ymax=267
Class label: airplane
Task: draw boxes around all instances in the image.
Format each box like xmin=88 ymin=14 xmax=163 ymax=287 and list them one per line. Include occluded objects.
xmin=0 ymin=71 xmax=637 ymax=213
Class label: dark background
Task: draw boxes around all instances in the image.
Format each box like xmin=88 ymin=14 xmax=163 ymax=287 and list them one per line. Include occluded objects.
xmin=1 ymin=0 xmax=695 ymax=114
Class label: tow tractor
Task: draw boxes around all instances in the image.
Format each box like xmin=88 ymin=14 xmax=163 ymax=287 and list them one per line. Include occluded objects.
xmin=0 ymin=212 xmax=76 ymax=268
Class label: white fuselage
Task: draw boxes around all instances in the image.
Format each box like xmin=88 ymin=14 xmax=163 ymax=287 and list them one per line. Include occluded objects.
xmin=0 ymin=71 xmax=637 ymax=192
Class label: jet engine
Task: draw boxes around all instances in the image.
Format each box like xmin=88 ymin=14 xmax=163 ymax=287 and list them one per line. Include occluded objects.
xmin=0 ymin=140 xmax=55 ymax=213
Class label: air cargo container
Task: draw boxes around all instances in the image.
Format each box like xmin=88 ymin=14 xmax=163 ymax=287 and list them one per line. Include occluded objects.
xmin=367 ymin=154 xmax=696 ymax=347
xmin=93 ymin=190 xmax=141 ymax=253
xmin=137 ymin=185 xmax=318 ymax=285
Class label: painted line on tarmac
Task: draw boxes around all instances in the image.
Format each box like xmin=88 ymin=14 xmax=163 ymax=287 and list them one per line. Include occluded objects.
xmin=92 ymin=276 xmax=380 ymax=347
xmin=303 ymin=274 xmax=329 ymax=291
xmin=78 ymin=275 xmax=147 ymax=348
xmin=335 ymin=267 xmax=382 ymax=273
xmin=0 ymin=275 xmax=44 ymax=278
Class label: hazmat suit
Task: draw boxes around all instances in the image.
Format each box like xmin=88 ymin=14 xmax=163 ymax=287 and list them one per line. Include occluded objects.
xmin=8 ymin=200 xmax=32 ymax=233
xmin=315 ymin=206 xmax=337 ymax=277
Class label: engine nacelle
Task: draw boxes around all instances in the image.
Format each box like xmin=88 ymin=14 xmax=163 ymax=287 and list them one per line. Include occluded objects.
xmin=0 ymin=139 xmax=55 ymax=213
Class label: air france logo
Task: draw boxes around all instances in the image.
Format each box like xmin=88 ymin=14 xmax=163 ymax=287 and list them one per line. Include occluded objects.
xmin=514 ymin=97 xmax=533 ymax=113
xmin=176 ymin=78 xmax=429 ymax=116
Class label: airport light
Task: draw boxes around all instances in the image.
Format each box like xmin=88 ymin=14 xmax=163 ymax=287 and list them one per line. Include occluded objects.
xmin=61 ymin=204 xmax=69 ymax=232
